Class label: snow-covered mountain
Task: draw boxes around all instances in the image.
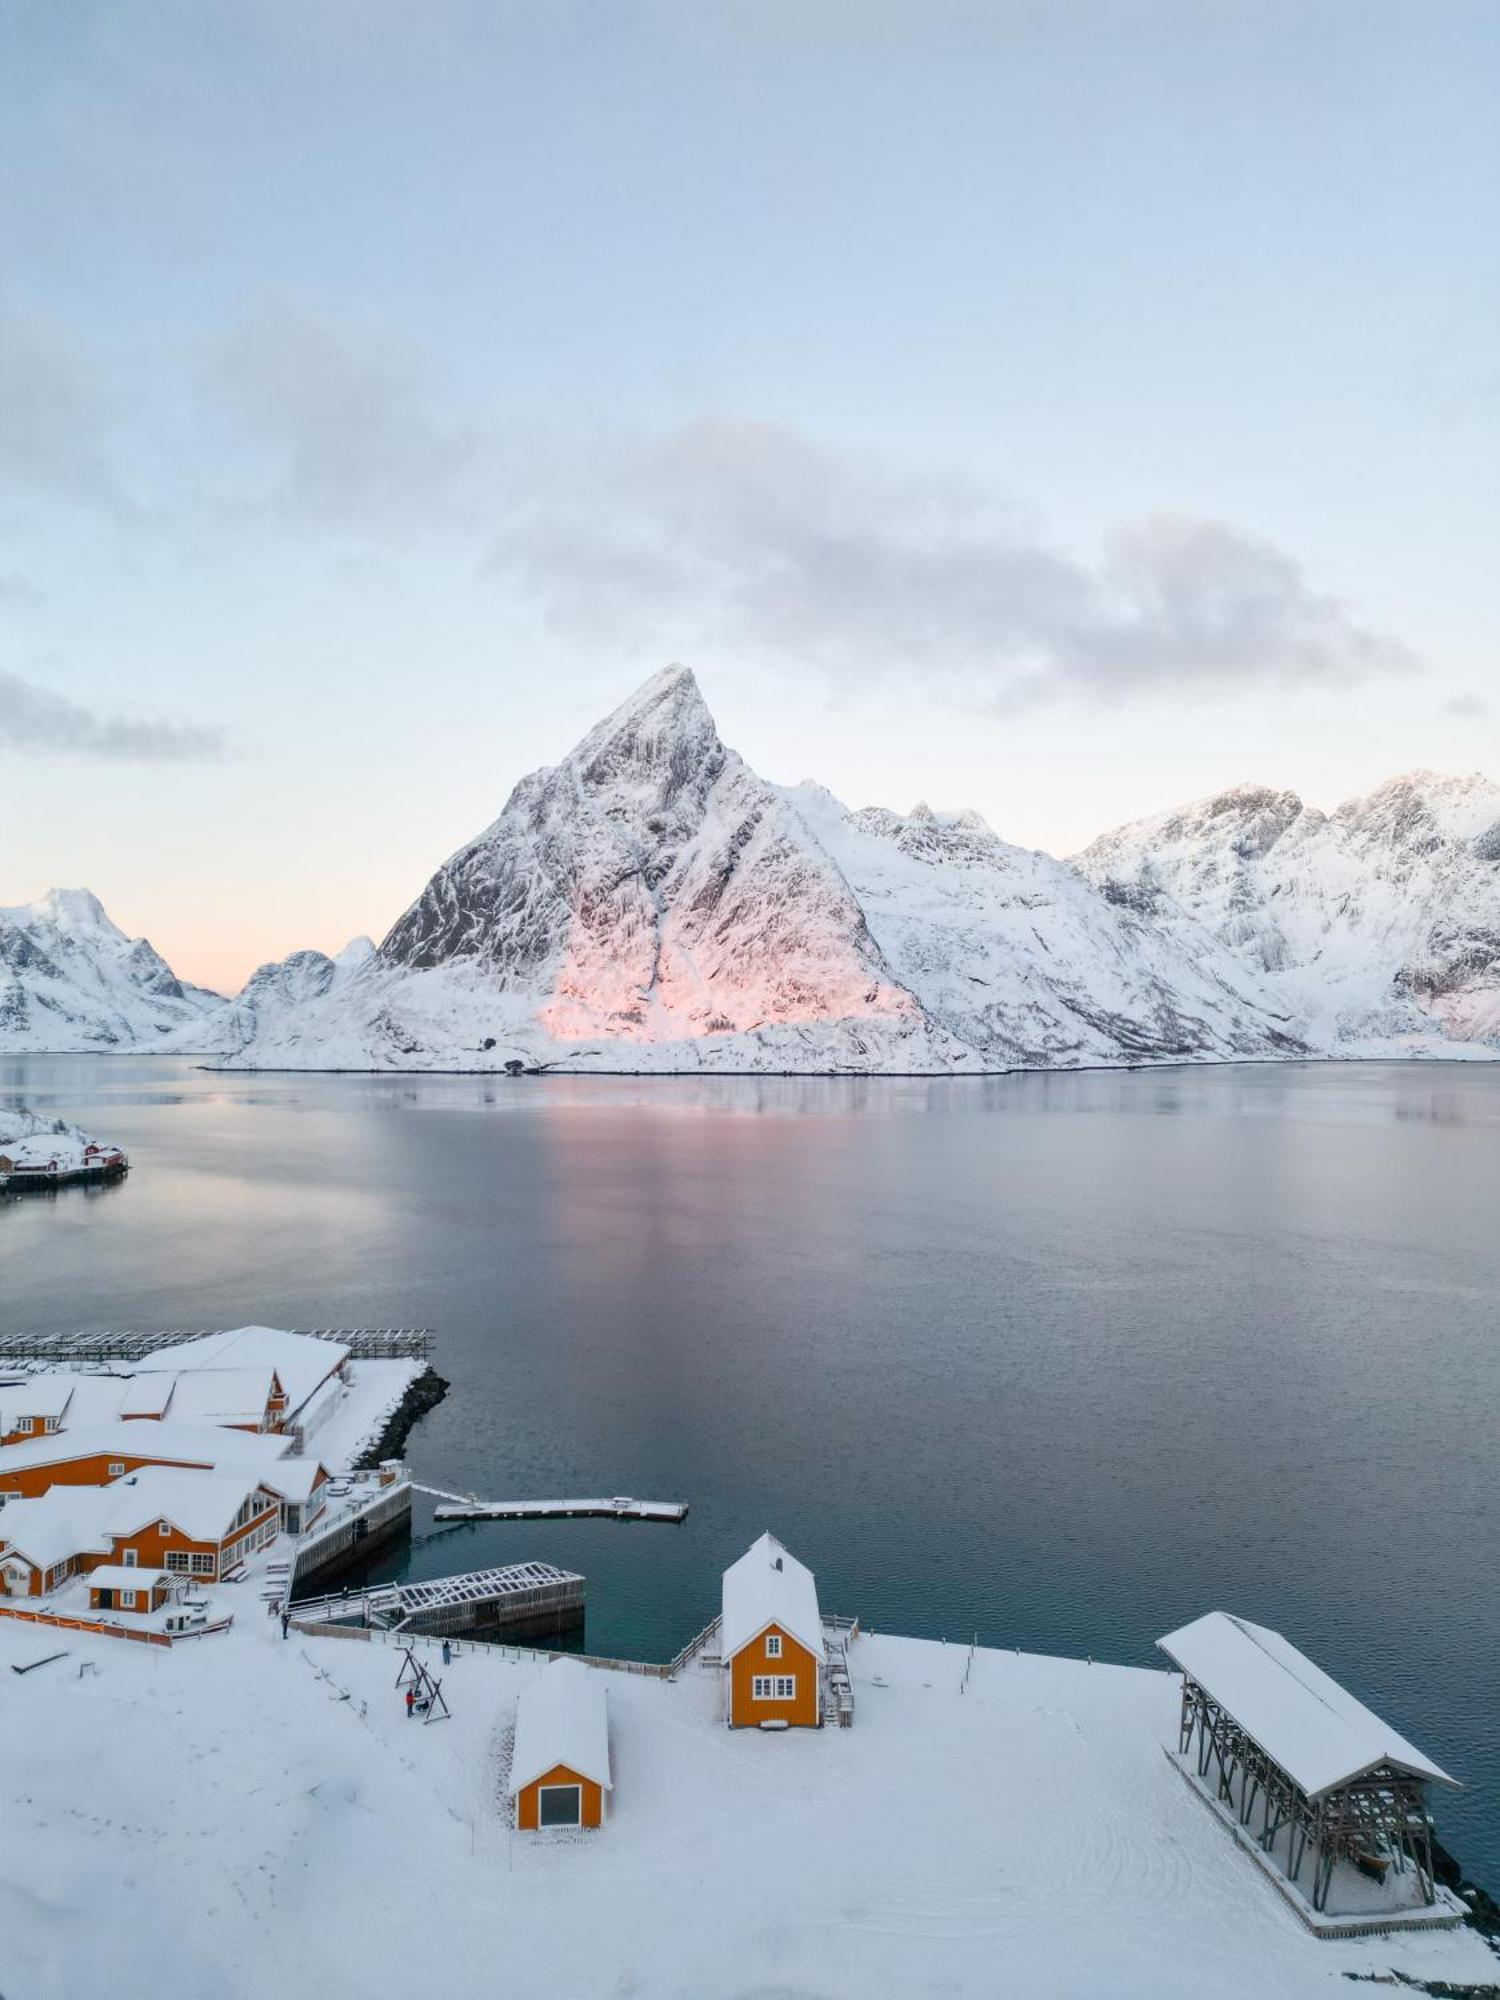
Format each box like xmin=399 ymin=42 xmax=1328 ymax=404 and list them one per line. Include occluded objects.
xmin=178 ymin=664 xmax=1320 ymax=1073
xmin=0 ymin=889 xmax=223 ymax=1051
xmin=1072 ymin=772 xmax=1500 ymax=1050
xmin=179 ymin=936 xmax=375 ymax=1057
xmin=6 ymin=672 xmax=1494 ymax=1071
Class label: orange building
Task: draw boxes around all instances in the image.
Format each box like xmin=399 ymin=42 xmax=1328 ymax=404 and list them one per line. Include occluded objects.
xmin=509 ymin=1658 xmax=613 ymax=1831
xmin=720 ymin=1532 xmax=825 ymax=1729
xmin=87 ymin=1566 xmax=172 ymax=1615
xmin=0 ymin=1467 xmax=281 ymax=1597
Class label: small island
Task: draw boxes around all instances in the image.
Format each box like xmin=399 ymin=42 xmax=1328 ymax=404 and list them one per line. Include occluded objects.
xmin=0 ymin=1108 xmax=129 ymax=1193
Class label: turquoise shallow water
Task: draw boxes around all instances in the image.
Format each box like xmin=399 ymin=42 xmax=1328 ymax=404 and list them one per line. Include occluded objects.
xmin=4 ymin=1056 xmax=1498 ymax=1881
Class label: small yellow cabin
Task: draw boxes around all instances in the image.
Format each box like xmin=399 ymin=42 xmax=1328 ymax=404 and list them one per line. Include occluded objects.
xmin=509 ymin=1658 xmax=612 ymax=1832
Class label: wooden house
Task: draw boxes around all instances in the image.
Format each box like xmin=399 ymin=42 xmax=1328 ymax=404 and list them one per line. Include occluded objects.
xmin=87 ymin=1566 xmax=172 ymax=1615
xmin=0 ymin=1466 xmax=281 ymax=1595
xmin=509 ymin=1658 xmax=612 ymax=1830
xmin=721 ymin=1532 xmax=825 ymax=1729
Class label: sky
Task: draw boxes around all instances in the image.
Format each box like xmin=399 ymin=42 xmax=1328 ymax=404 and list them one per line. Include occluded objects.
xmin=2 ymin=0 xmax=1497 ymax=993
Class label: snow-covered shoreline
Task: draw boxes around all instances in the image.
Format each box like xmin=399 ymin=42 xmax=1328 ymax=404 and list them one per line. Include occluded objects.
xmin=2 ymin=1612 xmax=1494 ymax=1999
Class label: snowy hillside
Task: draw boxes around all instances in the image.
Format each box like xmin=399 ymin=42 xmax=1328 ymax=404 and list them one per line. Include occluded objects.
xmin=1073 ymin=772 xmax=1500 ymax=1051
xmin=175 ymin=937 xmax=375 ymax=1057
xmin=0 ymin=889 xmax=223 ymax=1052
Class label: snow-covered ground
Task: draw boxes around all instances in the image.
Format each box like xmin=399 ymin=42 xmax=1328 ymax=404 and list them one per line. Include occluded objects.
xmin=2 ymin=1614 xmax=1492 ymax=2000
xmin=295 ymin=1357 xmax=425 ymax=1469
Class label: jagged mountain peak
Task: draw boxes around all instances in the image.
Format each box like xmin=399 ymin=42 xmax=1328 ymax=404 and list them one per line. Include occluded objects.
xmin=7 ymin=886 xmax=122 ymax=938
xmin=0 ymin=886 xmax=218 ymax=1051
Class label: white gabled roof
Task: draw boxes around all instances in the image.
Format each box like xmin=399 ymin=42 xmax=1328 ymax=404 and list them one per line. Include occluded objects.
xmin=1158 ymin=1610 xmax=1457 ymax=1799
xmin=0 ymin=1488 xmax=115 ymax=1570
xmin=0 ymin=1420 xmax=293 ymax=1481
xmin=135 ymin=1328 xmax=346 ymax=1421
xmin=4 ymin=1375 xmax=78 ymax=1420
xmin=508 ymin=1658 xmax=612 ymax=1795
xmin=88 ymin=1565 xmax=171 ymax=1590
xmin=104 ymin=1467 xmax=272 ymax=1544
xmin=165 ymin=1368 xmax=276 ymax=1427
xmin=720 ymin=1532 xmax=825 ymax=1664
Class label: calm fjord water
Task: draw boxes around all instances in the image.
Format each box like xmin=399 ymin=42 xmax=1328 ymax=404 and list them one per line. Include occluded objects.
xmin=4 ymin=1057 xmax=1497 ymax=1878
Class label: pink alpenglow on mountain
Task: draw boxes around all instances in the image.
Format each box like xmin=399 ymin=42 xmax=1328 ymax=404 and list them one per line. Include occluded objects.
xmin=5 ymin=669 xmax=1496 ymax=1071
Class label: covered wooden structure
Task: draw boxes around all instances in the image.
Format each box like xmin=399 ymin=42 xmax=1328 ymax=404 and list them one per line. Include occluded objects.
xmin=1159 ymin=1611 xmax=1458 ymax=1918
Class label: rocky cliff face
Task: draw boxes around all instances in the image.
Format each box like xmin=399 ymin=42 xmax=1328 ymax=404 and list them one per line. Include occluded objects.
xmin=1072 ymin=771 xmax=1500 ymax=1047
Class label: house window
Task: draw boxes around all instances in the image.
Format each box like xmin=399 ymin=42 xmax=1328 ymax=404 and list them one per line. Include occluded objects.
xmin=43 ymin=1417 xmax=59 ymax=1433
xmin=765 ymin=1634 xmax=782 ymax=1658
xmin=120 ymin=1590 xmax=136 ymax=1609
xmin=189 ymin=1552 xmax=215 ymax=1576
xmin=537 ymin=1785 xmax=582 ymax=1828
xmin=164 ymin=1552 xmax=190 ymax=1573
xmin=122 ymin=1549 xmax=138 ymax=1567
xmin=751 ymin=1675 xmax=798 ymax=1702
xmin=108 ymin=1462 xmax=126 ymax=1477
xmin=158 ymin=1520 xmax=171 ymax=1536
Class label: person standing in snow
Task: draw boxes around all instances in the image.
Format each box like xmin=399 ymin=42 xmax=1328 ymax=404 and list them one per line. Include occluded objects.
xmin=405 ymin=1686 xmax=416 ymax=1719
xmin=281 ymin=1611 xmax=289 ymax=1640
xmin=442 ymin=1639 xmax=452 ymax=1666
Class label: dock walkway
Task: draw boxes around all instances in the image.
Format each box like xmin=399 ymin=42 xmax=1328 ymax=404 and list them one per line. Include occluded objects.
xmin=290 ymin=1560 xmax=584 ymax=1641
xmin=415 ymin=1484 xmax=687 ymax=1523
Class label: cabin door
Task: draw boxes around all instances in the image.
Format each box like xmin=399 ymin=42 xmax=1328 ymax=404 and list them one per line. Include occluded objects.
xmin=97 ymin=1589 xmax=113 ymax=1609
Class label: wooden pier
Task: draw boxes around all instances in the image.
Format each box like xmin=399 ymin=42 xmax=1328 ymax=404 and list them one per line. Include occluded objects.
xmin=290 ymin=1560 xmax=585 ymax=1643
xmin=416 ymin=1484 xmax=688 ymax=1524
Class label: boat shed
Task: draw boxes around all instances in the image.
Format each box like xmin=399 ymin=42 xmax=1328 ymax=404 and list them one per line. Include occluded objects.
xmin=1158 ymin=1610 xmax=1460 ymax=1923
xmin=509 ymin=1658 xmax=612 ymax=1831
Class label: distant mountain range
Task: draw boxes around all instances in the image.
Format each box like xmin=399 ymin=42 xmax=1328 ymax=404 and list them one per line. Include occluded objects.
xmin=4 ymin=667 xmax=1496 ymax=1070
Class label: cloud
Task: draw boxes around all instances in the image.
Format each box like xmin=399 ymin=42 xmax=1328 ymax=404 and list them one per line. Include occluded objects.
xmin=0 ymin=670 xmax=226 ymax=761
xmin=0 ymin=315 xmax=131 ymax=516
xmin=197 ymin=298 xmax=483 ymax=534
xmin=1442 ymin=691 xmax=1489 ymax=719
xmin=484 ymin=420 xmax=1416 ymax=708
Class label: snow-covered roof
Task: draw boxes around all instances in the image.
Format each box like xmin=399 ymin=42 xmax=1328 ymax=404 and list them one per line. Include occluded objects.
xmin=1158 ymin=1611 xmax=1457 ymax=1799
xmin=119 ymin=1377 xmax=175 ymax=1418
xmin=104 ymin=1468 xmax=272 ymax=1544
xmin=720 ymin=1532 xmax=825 ymax=1663
xmin=164 ymin=1368 xmax=276 ymax=1427
xmin=135 ymin=1329 xmax=346 ymax=1420
xmin=4 ymin=1376 xmax=77 ymax=1419
xmin=0 ymin=1419 xmax=293 ymax=1480
xmin=87 ymin=1565 xmax=171 ymax=1590
xmin=508 ymin=1658 xmax=612 ymax=1795
xmin=0 ymin=1487 xmax=114 ymax=1569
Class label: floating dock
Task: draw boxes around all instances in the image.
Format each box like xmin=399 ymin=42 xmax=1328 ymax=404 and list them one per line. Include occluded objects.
xmin=416 ymin=1484 xmax=688 ymax=1523
xmin=290 ymin=1560 xmax=585 ymax=1643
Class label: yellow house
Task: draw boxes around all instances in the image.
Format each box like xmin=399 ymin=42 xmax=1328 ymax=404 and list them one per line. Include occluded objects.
xmin=721 ymin=1532 xmax=824 ymax=1729
xmin=508 ymin=1658 xmax=612 ymax=1831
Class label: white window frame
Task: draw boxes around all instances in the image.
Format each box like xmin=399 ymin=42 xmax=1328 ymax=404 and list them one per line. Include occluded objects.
xmin=120 ymin=1589 xmax=136 ymax=1609
xmin=536 ymin=1783 xmax=583 ymax=1828
xmin=164 ymin=1551 xmax=190 ymax=1573
xmin=765 ymin=1633 xmax=782 ymax=1658
xmin=43 ymin=1417 xmax=59 ymax=1433
xmin=158 ymin=1520 xmax=172 ymax=1536
xmin=121 ymin=1549 xmax=138 ymax=1567
xmin=108 ymin=1462 xmax=125 ymax=1477
xmin=751 ymin=1674 xmax=798 ymax=1702
xmin=189 ymin=1551 xmax=215 ymax=1576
